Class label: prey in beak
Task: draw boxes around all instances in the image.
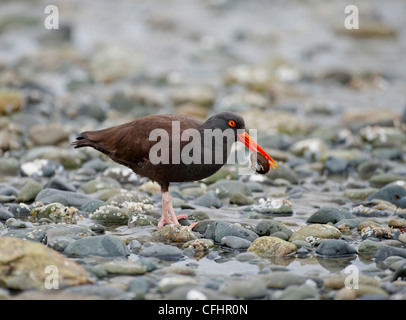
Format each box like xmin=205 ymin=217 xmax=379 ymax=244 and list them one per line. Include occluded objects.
xmin=237 ymin=131 xmax=278 ymax=171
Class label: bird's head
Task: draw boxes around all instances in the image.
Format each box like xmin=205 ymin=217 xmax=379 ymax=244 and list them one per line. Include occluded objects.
xmin=204 ymin=111 xmax=277 ymax=170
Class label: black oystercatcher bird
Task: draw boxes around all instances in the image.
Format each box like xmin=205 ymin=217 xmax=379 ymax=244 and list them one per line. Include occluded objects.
xmin=72 ymin=111 xmax=277 ymax=228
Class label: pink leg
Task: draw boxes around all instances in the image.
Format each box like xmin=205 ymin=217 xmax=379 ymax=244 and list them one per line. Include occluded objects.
xmin=157 ymin=191 xmax=196 ymax=230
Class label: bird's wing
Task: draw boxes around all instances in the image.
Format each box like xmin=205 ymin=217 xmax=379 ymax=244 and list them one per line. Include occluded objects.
xmin=74 ymin=114 xmax=203 ymax=168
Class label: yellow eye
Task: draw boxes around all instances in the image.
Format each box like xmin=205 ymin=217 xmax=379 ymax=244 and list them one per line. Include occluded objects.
xmin=228 ymin=120 xmax=236 ymax=127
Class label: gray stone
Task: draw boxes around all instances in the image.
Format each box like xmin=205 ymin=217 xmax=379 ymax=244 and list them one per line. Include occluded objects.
xmin=367 ymin=185 xmax=406 ymax=208
xmin=204 ymin=220 xmax=258 ymax=243
xmin=35 ymin=189 xmax=92 ymax=207
xmin=325 ymin=156 xmax=348 ymax=174
xmin=307 ymin=207 xmax=354 ymax=224
xmin=194 ymin=190 xmax=222 ymax=208
xmin=374 ymin=245 xmax=406 ymax=260
xmin=63 ymin=235 xmax=130 ymax=257
xmin=315 ymin=239 xmax=357 ymax=257
xmin=16 ymin=179 xmax=43 ymax=202
xmin=207 ymin=180 xmax=251 ymax=198
xmin=139 ymin=243 xmax=183 ymax=261
xmin=220 ymin=236 xmax=252 ymax=249
xmin=255 ymin=219 xmax=293 ymax=238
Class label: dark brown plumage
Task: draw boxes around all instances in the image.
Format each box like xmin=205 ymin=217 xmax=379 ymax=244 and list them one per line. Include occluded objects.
xmin=73 ymin=111 xmax=276 ymax=228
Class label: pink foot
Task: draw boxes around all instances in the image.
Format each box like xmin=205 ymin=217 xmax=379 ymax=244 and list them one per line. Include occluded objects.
xmin=157 ymin=214 xmax=189 ymax=228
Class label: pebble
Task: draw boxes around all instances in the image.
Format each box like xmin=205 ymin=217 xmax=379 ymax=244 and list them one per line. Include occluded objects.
xmin=220 ymin=236 xmax=252 ymax=249
xmin=306 ymin=207 xmax=354 ymax=224
xmin=63 ymin=235 xmax=130 ymax=257
xmin=139 ymin=243 xmax=183 ymax=261
xmin=204 ymin=220 xmax=258 ymax=243
xmin=229 ymin=192 xmax=255 ymax=205
xmin=219 ymin=279 xmax=267 ymax=299
xmin=255 ymin=219 xmax=293 ymax=239
xmin=89 ymin=205 xmax=129 ymax=225
xmin=367 ymin=185 xmax=406 ymax=208
xmin=247 ymin=236 xmax=297 ymax=257
xmin=374 ymin=246 xmax=406 ymax=260
xmin=0 ymin=236 xmax=91 ymax=290
xmin=315 ymin=239 xmax=357 ymax=257
xmin=206 ymin=180 xmax=251 ymax=198
xmin=152 ymin=225 xmax=197 ymax=243
xmin=194 ymin=190 xmax=222 ymax=208
xmin=98 ymin=261 xmax=146 ymax=275
xmin=35 ymin=189 xmax=92 ymax=207
xmin=15 ymin=179 xmax=43 ymax=202
xmin=289 ymin=224 xmax=342 ymax=242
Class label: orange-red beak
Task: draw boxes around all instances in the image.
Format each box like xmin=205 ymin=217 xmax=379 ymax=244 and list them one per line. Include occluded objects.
xmin=238 ymin=132 xmax=277 ymax=169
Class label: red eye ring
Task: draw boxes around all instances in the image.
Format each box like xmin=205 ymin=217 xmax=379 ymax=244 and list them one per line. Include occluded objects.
xmin=228 ymin=120 xmax=236 ymax=127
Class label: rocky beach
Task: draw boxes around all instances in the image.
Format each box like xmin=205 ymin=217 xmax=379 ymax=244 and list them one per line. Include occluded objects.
xmin=0 ymin=0 xmax=406 ymax=301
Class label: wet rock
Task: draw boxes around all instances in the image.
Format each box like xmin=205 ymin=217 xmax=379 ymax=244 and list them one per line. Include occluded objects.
xmin=366 ymin=185 xmax=406 ymax=208
xmin=263 ymin=271 xmax=307 ymax=289
xmin=80 ymin=199 xmax=106 ymax=213
xmin=0 ymin=236 xmax=91 ymax=290
xmin=351 ymin=205 xmax=391 ymax=217
xmin=16 ymin=179 xmax=43 ymax=202
xmin=307 ymin=207 xmax=354 ymax=224
xmin=139 ymin=243 xmax=183 ymax=261
xmin=344 ymin=188 xmax=378 ymax=200
xmin=274 ymin=283 xmax=320 ymax=300
xmin=290 ymin=138 xmax=327 ymax=161
xmin=247 ymin=236 xmax=297 ymax=257
xmin=325 ymin=156 xmax=348 ymax=174
xmin=45 ymin=224 xmax=96 ymax=251
xmin=392 ymin=261 xmax=406 ymax=281
xmin=152 ymin=225 xmax=197 ymax=243
xmin=229 ymin=192 xmax=255 ymax=206
xmin=255 ymin=220 xmax=293 ymax=239
xmin=219 ymin=279 xmax=267 ymax=299
xmin=374 ymin=245 xmax=406 ymax=260
xmin=63 ymin=235 xmax=130 ymax=257
xmin=157 ymin=276 xmax=197 ymax=294
xmin=388 ymin=219 xmax=406 ymax=229
xmin=128 ymin=212 xmax=158 ymax=227
xmin=0 ymin=208 xmax=14 ymax=221
xmin=248 ymin=198 xmax=293 ymax=216
xmin=357 ymin=160 xmax=384 ymax=180
xmin=335 ymin=287 xmax=389 ymax=300
xmin=81 ymin=177 xmax=121 ymax=194
xmin=194 ymin=190 xmax=222 ymax=208
xmin=98 ymin=261 xmax=146 ymax=275
xmin=204 ymin=220 xmax=258 ymax=243
xmin=369 ymin=174 xmax=406 ymax=188
xmin=315 ymin=239 xmax=357 ymax=257
xmin=29 ymin=123 xmax=69 ymax=146
xmin=44 ymin=177 xmax=76 ymax=192
xmin=30 ymin=203 xmax=81 ymax=224
xmin=63 ymin=284 xmax=126 ymax=299
xmin=20 ymin=159 xmax=64 ymax=178
xmin=0 ymin=186 xmax=20 ymax=196
xmin=35 ymin=188 xmax=92 ymax=207
xmin=220 ymin=236 xmax=252 ymax=249
xmin=266 ymin=163 xmax=298 ymax=184
xmin=0 ymin=157 xmax=19 ymax=175
xmin=105 ymin=189 xmax=153 ymax=205
xmin=289 ymin=224 xmax=341 ymax=242
xmin=207 ymin=180 xmax=251 ymax=198
xmin=324 ymin=273 xmax=380 ymax=290
xmin=25 ymin=146 xmax=84 ymax=170
xmin=89 ymin=205 xmax=129 ymax=225
xmin=0 ymin=89 xmax=25 ymax=115
xmin=359 ymin=126 xmax=406 ymax=146
xmin=360 ymin=225 xmax=394 ymax=240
